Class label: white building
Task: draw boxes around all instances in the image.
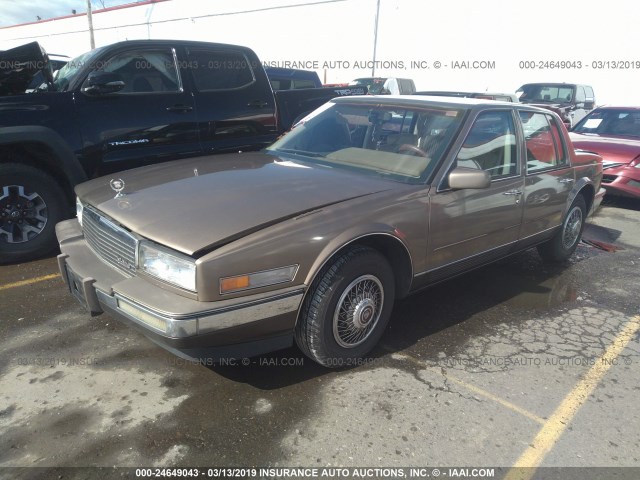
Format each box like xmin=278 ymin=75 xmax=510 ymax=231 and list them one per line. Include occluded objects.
xmin=1 ymin=0 xmax=638 ymax=104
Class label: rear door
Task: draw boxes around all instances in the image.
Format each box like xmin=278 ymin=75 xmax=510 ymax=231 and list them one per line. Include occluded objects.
xmin=75 ymin=45 xmax=201 ymax=176
xmin=517 ymin=110 xmax=574 ymax=247
xmin=427 ymin=109 xmax=525 ymax=280
xmin=184 ymin=47 xmax=278 ymax=154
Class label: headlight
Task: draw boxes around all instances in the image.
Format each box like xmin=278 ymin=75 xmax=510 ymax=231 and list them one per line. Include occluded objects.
xmin=138 ymin=242 xmax=196 ymax=292
xmin=220 ymin=265 xmax=298 ymax=294
xmin=76 ymin=197 xmax=84 ymax=226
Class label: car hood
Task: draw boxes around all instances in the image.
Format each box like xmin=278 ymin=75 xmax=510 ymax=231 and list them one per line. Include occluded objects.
xmin=76 ymin=152 xmax=397 ymax=256
xmin=569 ymin=133 xmax=640 ymax=165
xmin=0 ymin=42 xmax=52 ymax=95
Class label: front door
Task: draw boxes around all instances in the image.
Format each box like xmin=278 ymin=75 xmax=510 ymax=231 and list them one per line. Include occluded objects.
xmin=427 ymin=110 xmax=525 ymax=281
xmin=75 ymin=46 xmax=201 ymax=177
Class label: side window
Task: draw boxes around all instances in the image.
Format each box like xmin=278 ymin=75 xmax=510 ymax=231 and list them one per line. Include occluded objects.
xmin=455 ymin=110 xmax=518 ymax=179
xmin=270 ymin=79 xmax=285 ymax=90
xmin=576 ymin=86 xmax=586 ymax=103
xmin=585 ymin=86 xmax=594 ymax=101
xmin=102 ymin=49 xmax=179 ymax=93
xmin=189 ymin=50 xmax=255 ymax=91
xmin=519 ymin=111 xmax=566 ymax=172
xmin=292 ymin=79 xmax=317 ymax=89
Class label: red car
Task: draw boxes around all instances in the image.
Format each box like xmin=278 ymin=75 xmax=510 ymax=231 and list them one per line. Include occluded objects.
xmin=570 ymin=107 xmax=640 ymax=199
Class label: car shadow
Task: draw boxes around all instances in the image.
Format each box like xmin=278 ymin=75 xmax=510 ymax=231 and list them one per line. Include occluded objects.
xmin=207 ymin=344 xmax=333 ymax=389
xmin=582 ymin=222 xmax=623 ymax=245
xmin=601 ymin=195 xmax=640 ymax=211
xmin=0 ymin=249 xmax=59 ymax=267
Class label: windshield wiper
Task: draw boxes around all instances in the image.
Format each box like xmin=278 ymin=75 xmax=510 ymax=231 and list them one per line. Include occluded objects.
xmin=271 ymin=148 xmax=326 ymax=158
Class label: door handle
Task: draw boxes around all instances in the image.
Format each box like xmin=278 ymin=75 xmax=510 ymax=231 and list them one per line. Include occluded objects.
xmin=166 ymin=104 xmax=193 ymax=113
xmin=247 ymin=100 xmax=269 ymax=108
xmin=503 ymin=190 xmax=522 ymax=204
xmin=559 ymin=178 xmax=575 ymax=184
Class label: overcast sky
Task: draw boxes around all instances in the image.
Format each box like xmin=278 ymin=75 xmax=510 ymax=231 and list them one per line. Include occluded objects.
xmin=0 ymin=0 xmax=141 ymax=27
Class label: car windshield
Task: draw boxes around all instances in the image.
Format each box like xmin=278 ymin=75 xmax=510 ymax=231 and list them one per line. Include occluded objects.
xmin=518 ymin=84 xmax=574 ymax=104
xmin=573 ymin=109 xmax=640 ymax=138
xmin=53 ymin=47 xmax=105 ymax=91
xmin=266 ymin=102 xmax=466 ymax=184
xmin=350 ymin=78 xmax=388 ymax=95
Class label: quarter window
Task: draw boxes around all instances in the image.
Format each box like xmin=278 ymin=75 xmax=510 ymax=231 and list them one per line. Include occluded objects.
xmin=455 ymin=111 xmax=518 ymax=179
xmin=189 ymin=50 xmax=255 ymax=91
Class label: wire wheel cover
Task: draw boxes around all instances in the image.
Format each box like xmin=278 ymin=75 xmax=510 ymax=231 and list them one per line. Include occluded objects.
xmin=333 ymin=274 xmax=384 ymax=348
xmin=562 ymin=205 xmax=583 ymax=249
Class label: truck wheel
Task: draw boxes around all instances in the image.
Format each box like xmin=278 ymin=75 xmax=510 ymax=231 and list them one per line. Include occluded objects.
xmin=537 ymin=194 xmax=586 ymax=263
xmin=0 ymin=163 xmax=68 ymax=264
xmin=295 ymin=246 xmax=395 ymax=367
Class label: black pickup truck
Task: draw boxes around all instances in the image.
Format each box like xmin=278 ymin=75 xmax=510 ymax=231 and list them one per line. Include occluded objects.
xmin=0 ymin=40 xmax=366 ymax=263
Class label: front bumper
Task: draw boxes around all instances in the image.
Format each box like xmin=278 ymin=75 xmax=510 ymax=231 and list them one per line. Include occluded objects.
xmin=55 ymin=219 xmax=303 ymax=361
xmin=592 ymin=187 xmax=606 ymax=214
xmin=601 ymin=172 xmax=640 ymax=199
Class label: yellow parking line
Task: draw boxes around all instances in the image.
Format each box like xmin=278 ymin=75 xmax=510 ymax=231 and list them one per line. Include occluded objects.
xmin=0 ymin=273 xmax=61 ymax=291
xmin=382 ymin=345 xmax=545 ymax=425
xmin=443 ymin=374 xmax=545 ymax=425
xmin=504 ymin=315 xmax=640 ymax=480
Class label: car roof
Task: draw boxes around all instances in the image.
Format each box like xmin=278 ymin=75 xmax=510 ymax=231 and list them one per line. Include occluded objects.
xmin=332 ymin=94 xmax=521 ymax=109
xmin=518 ymin=82 xmax=588 ymax=88
xmin=590 ymin=106 xmax=640 ymax=111
xmin=415 ymin=91 xmax=518 ymax=98
xmin=96 ymin=39 xmax=254 ymax=54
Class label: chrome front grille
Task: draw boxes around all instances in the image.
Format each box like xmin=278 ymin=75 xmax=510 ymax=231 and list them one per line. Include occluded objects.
xmin=83 ymin=206 xmax=138 ymax=275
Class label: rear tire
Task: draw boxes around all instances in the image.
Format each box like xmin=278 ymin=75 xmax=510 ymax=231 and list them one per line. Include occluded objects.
xmin=0 ymin=163 xmax=68 ymax=264
xmin=537 ymin=195 xmax=586 ymax=263
xmin=295 ymin=246 xmax=395 ymax=368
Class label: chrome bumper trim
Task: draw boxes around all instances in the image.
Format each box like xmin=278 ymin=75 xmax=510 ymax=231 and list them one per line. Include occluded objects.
xmin=96 ymin=289 xmax=304 ymax=339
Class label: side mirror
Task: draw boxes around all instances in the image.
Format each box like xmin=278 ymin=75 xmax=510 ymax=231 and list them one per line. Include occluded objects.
xmin=81 ymin=71 xmax=125 ymax=95
xmin=584 ymin=100 xmax=594 ymax=110
xmin=448 ymin=167 xmax=491 ymax=190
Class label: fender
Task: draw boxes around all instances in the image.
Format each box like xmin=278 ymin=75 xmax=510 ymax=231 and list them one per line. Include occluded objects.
xmin=304 ymin=223 xmax=413 ymax=286
xmin=0 ymin=126 xmax=87 ymax=187
xmin=564 ymin=176 xmax=595 ymax=217
xmin=295 ymin=226 xmax=414 ymax=327
xmin=293 ymin=225 xmax=415 ymax=329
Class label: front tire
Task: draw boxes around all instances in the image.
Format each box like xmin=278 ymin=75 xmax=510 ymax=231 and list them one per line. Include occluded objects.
xmin=0 ymin=163 xmax=68 ymax=264
xmin=537 ymin=195 xmax=587 ymax=262
xmin=295 ymin=246 xmax=395 ymax=367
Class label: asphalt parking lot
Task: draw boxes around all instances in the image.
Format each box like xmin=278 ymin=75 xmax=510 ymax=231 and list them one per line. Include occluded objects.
xmin=1 ymin=199 xmax=639 ymax=480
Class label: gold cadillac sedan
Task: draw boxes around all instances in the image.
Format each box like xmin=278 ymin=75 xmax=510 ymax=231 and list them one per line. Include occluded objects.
xmin=56 ymin=96 xmax=603 ymax=367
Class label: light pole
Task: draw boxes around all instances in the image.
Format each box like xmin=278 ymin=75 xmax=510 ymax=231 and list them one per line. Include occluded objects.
xmin=371 ymin=0 xmax=381 ymax=76
xmin=87 ymin=0 xmax=95 ymax=49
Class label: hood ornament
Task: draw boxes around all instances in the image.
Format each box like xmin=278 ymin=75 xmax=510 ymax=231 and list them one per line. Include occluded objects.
xmin=110 ymin=178 xmax=126 ymax=198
